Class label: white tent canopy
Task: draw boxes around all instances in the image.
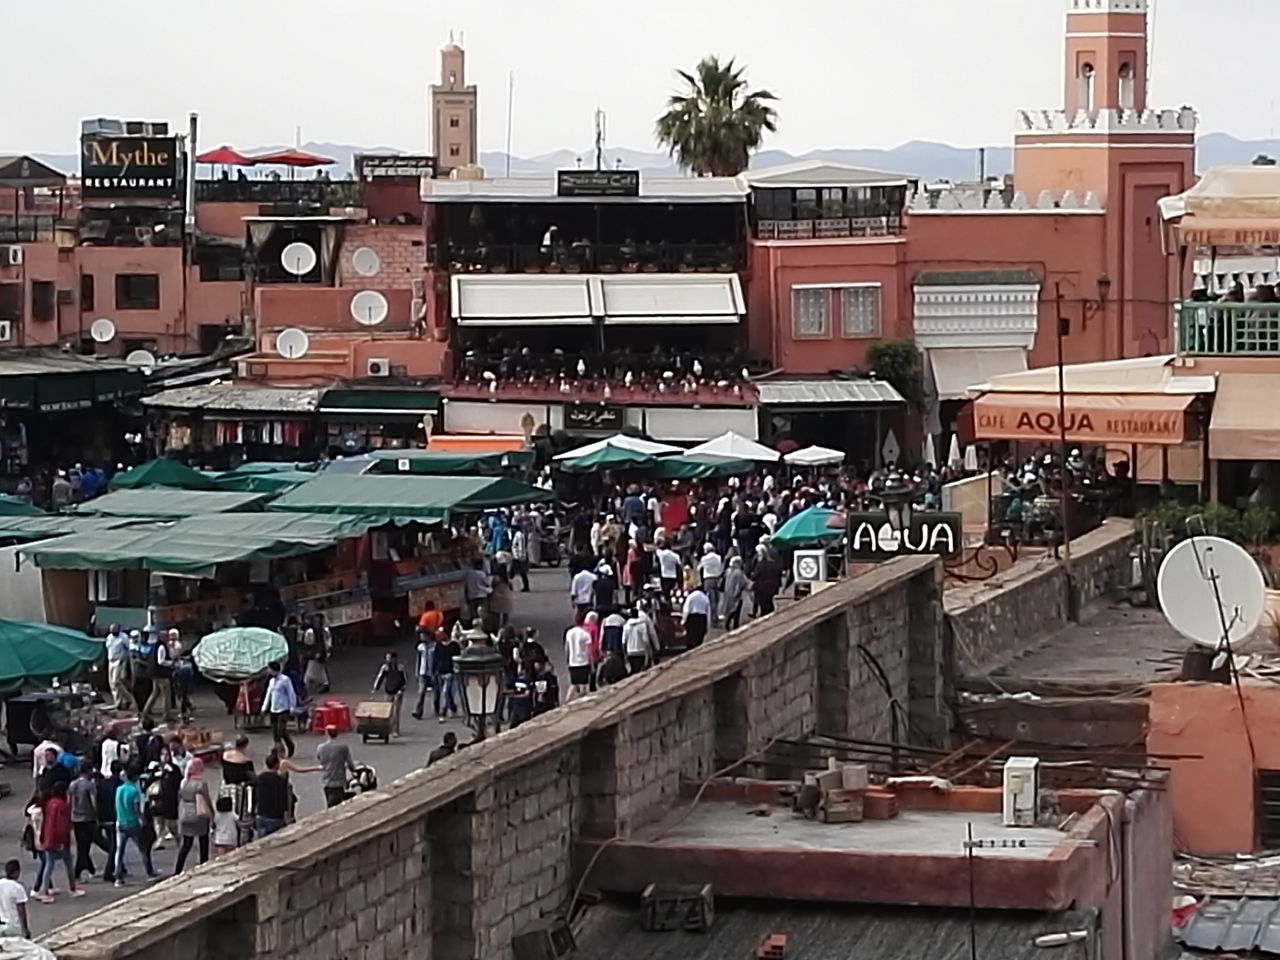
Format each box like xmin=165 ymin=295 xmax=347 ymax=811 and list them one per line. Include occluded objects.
xmin=967 ymin=354 xmax=1215 ymax=396
xmin=1158 ymin=166 xmax=1280 ymax=222
xmin=552 ymin=434 xmax=681 ymax=461
xmin=686 ymin=430 xmax=781 ymax=463
xmin=784 ymin=445 xmax=845 ymax=467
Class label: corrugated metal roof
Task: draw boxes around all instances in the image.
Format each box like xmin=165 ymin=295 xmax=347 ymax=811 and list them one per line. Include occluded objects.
xmin=1177 ymin=898 xmax=1280 ymax=954
xmin=756 ymin=378 xmax=905 ymax=406
xmin=141 ymin=384 xmax=323 ymax=413
xmin=0 ymin=353 xmax=135 ymax=379
xmin=575 ymin=903 xmax=1096 ymax=960
xmin=746 ymin=160 xmax=914 ymax=188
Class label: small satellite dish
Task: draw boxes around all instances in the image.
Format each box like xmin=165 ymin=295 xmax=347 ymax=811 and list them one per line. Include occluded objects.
xmin=1157 ymin=536 xmax=1267 ymax=649
xmin=281 ymin=242 xmax=317 ymax=276
xmin=351 ymin=290 xmax=389 ymax=326
xmin=89 ymin=318 xmax=117 ymax=343
xmin=351 ymin=247 xmax=381 ymax=277
xmin=125 ymin=349 xmax=157 ymax=372
xmin=275 ymin=328 xmax=310 ymax=359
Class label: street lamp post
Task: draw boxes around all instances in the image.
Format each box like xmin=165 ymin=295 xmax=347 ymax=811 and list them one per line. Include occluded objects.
xmin=455 ymin=639 xmax=507 ymax=742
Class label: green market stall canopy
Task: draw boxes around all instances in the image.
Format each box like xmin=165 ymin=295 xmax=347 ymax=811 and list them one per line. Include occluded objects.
xmin=365 ymin=449 xmax=535 ymax=476
xmin=0 ymin=619 xmax=102 ymax=688
xmin=0 ymin=353 xmax=145 ymax=412
xmin=0 ymin=494 xmax=44 ymax=517
xmin=268 ymin=474 xmax=551 ymax=524
xmin=110 ymin=458 xmax=219 ymax=491
xmin=71 ymin=488 xmax=275 ymax=518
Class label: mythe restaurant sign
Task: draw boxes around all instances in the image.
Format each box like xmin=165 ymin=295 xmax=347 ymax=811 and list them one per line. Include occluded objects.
xmin=81 ymin=135 xmax=180 ymax=199
xmin=556 ymin=170 xmax=640 ymax=198
xmin=847 ymin=511 xmax=963 ymax=562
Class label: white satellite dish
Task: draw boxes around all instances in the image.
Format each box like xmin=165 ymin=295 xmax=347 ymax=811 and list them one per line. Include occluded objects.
xmin=125 ymin=349 xmax=157 ymax=372
xmin=89 ymin=318 xmax=117 ymax=343
xmin=1157 ymin=536 xmax=1267 ymax=649
xmin=281 ymin=242 xmax=317 ymax=276
xmin=275 ymin=328 xmax=311 ymax=359
xmin=351 ymin=290 xmax=389 ymax=326
xmin=351 ymin=247 xmax=381 ymax=277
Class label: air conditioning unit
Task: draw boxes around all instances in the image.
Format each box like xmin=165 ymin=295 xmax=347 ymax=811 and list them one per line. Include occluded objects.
xmin=792 ymin=549 xmax=828 ymax=585
xmin=367 ymin=357 xmax=391 ymax=377
xmin=0 ymin=321 xmax=12 ymax=343
xmin=56 ymin=289 xmax=74 ymax=305
xmin=1002 ymin=756 xmax=1040 ymax=827
xmin=4 ymin=246 xmax=22 ymax=266
xmin=511 ymin=917 xmax=574 ymax=960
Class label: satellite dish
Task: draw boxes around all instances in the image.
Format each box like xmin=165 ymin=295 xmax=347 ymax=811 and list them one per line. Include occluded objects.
xmin=1157 ymin=536 xmax=1267 ymax=649
xmin=281 ymin=242 xmax=317 ymax=276
xmin=351 ymin=290 xmax=389 ymax=326
xmin=275 ymin=328 xmax=310 ymax=360
xmin=125 ymin=349 xmax=157 ymax=372
xmin=89 ymin=318 xmax=117 ymax=343
xmin=351 ymin=247 xmax=381 ymax=277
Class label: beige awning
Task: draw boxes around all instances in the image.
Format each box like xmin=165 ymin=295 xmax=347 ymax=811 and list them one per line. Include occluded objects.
xmin=1209 ymin=373 xmax=1280 ymax=460
xmin=1178 ymin=219 xmax=1280 ymax=248
xmin=929 ymin=348 xmax=1027 ymax=401
xmin=1159 ymin=167 xmax=1280 ymax=223
xmin=973 ymin=392 xmax=1194 ymax=445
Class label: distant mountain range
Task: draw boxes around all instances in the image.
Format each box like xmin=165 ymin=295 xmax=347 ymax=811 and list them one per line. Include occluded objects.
xmin=31 ymin=132 xmax=1279 ymax=183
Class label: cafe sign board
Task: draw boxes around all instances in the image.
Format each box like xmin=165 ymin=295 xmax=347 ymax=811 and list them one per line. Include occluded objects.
xmin=80 ymin=135 xmax=181 ymax=199
xmin=556 ymin=170 xmax=640 ymax=198
xmin=1179 ymin=224 xmax=1280 ymax=247
xmin=972 ymin=393 xmax=1189 ymax=445
xmin=847 ymin=511 xmax=963 ymax=562
xmin=564 ymin=403 xmax=625 ymax=431
xmin=356 ymin=154 xmax=437 ymax=180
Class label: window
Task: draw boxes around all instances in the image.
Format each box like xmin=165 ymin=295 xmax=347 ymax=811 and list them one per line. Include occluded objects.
xmin=0 ymin=284 xmax=18 ymax=322
xmin=115 ymin=273 xmax=159 ymax=310
xmin=821 ymin=188 xmax=844 ymax=218
xmin=80 ymin=274 xmax=94 ymax=312
xmin=30 ymin=281 xmax=54 ymax=322
xmin=1260 ymin=771 xmax=1280 ymax=848
xmin=791 ymin=288 xmax=830 ymax=338
xmin=1118 ymin=63 xmax=1135 ymax=110
xmin=794 ymin=189 xmax=819 ymax=220
xmin=449 ymin=144 xmax=461 ymax=157
xmin=449 ymin=116 xmax=461 ymax=128
xmin=841 ymin=286 xmax=882 ymax=337
xmin=1080 ymin=63 xmax=1096 ymax=111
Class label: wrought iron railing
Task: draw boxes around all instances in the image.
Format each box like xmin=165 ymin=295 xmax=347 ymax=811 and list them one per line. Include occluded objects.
xmin=428 ymin=241 xmax=745 ymax=274
xmin=195 ymin=179 xmax=362 ymax=207
xmin=1175 ymin=300 xmax=1280 ymax=356
xmin=753 ymin=216 xmax=903 ymax=240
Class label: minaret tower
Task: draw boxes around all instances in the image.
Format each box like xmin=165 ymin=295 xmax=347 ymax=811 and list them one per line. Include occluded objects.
xmin=430 ymin=36 xmax=478 ymax=174
xmin=1063 ymin=0 xmax=1148 ymax=115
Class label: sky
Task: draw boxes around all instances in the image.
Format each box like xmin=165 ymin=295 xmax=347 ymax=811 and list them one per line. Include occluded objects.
xmin=3 ymin=0 xmax=1273 ymax=159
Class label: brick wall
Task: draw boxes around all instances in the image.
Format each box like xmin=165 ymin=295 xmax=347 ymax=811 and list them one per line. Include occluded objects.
xmin=339 ymin=225 xmax=425 ymax=292
xmin=47 ymin=557 xmax=942 ymax=960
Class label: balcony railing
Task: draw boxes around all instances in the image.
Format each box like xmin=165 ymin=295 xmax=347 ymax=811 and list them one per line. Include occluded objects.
xmin=428 ymin=241 xmax=745 ymax=274
xmin=0 ymin=215 xmax=57 ymax=243
xmin=1175 ymin=300 xmax=1280 ymax=356
xmin=753 ymin=216 xmax=903 ymax=240
xmin=195 ymin=179 xmax=362 ymax=207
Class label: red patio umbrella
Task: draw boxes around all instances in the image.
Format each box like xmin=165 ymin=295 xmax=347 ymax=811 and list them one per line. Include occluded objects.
xmin=249 ymin=147 xmax=335 ymax=168
xmin=196 ymin=145 xmax=254 ymax=165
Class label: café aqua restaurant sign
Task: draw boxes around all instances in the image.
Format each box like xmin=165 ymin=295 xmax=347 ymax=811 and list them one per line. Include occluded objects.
xmin=847 ymin=512 xmax=963 ymax=562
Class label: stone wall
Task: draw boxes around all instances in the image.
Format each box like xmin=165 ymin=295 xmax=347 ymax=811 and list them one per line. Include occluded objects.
xmin=47 ymin=557 xmax=942 ymax=960
xmin=945 ymin=519 xmax=1135 ymax=678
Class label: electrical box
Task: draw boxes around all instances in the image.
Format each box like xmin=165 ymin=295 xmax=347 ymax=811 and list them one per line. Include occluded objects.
xmin=1002 ymin=756 xmax=1040 ymax=827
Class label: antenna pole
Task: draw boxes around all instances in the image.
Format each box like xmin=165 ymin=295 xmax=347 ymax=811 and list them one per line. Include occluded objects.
xmin=966 ymin=822 xmax=979 ymax=960
xmin=505 ymin=71 xmax=515 ymax=178
xmin=1054 ymin=282 xmax=1076 ymax=619
xmin=594 ymin=108 xmax=605 ymax=171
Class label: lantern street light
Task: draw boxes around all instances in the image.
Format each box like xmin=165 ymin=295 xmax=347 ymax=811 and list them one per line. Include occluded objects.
xmin=455 ymin=638 xmax=506 ymax=741
xmin=875 ymin=468 xmax=922 ymax=532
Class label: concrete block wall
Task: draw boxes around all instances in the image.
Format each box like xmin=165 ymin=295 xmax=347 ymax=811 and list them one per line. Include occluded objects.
xmin=47 ymin=556 xmax=943 ymax=960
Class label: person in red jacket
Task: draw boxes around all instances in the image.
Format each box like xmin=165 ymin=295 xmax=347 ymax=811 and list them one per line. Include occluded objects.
xmin=34 ymin=781 xmax=81 ymax=902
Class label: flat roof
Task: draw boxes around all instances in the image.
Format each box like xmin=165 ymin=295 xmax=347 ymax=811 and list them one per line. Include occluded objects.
xmin=422 ymin=175 xmax=748 ymax=204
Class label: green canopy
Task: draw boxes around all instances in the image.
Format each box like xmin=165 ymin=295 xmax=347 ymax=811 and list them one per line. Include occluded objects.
xmin=772 ymin=506 xmax=843 ymax=548
xmin=194 ymin=627 xmax=289 ymax=682
xmin=223 ymin=461 xmax=320 ymax=476
xmin=0 ymin=515 xmax=145 ymax=542
xmin=366 ymin=449 xmax=533 ymax=476
xmin=211 ymin=470 xmax=317 ymax=494
xmin=110 ymin=458 xmax=218 ymax=491
xmin=0 ymin=495 xmax=44 ymax=517
xmin=560 ymin=446 xmax=659 ymax=473
xmin=652 ymin=455 xmax=755 ymax=480
xmin=71 ymin=488 xmax=274 ymax=518
xmin=269 ymin=473 xmax=552 ymax=524
xmin=0 ymin=619 xmax=103 ymax=687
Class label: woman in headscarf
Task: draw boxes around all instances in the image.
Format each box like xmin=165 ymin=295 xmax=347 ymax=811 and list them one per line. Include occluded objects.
xmin=174 ymin=757 xmax=214 ymax=873
xmin=721 ymin=556 xmax=750 ymax=630
xmin=582 ymin=611 xmax=602 ymax=691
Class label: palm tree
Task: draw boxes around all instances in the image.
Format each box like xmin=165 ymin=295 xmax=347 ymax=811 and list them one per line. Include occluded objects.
xmin=655 ymin=56 xmax=778 ymax=177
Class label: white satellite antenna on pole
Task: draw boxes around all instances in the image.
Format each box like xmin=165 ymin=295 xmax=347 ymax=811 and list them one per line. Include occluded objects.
xmin=351 ymin=290 xmax=389 ymax=326
xmin=351 ymin=247 xmax=381 ymax=277
xmin=125 ymin=349 xmax=157 ymax=373
xmin=1157 ymin=535 xmax=1267 ymax=649
xmin=281 ymin=242 xmax=317 ymax=277
xmin=89 ymin=318 xmax=117 ymax=343
xmin=275 ymin=328 xmax=310 ymax=359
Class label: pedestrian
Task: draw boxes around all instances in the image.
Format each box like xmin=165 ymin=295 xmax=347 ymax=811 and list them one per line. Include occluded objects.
xmin=371 ymin=651 xmax=407 ymax=737
xmin=301 ymin=615 xmax=332 ymax=696
xmin=142 ymin=630 xmax=174 ymax=722
xmin=624 ymin=603 xmax=660 ymax=673
xmin=212 ymin=796 xmax=239 ymax=856
xmin=597 ymin=648 xmax=628 ymax=686
xmin=69 ymin=761 xmax=99 ymax=882
xmin=505 ymin=663 xmax=536 ymax=728
xmin=174 ymin=758 xmax=213 ymax=873
xmin=170 ymin=628 xmax=195 ymax=719
xmin=511 ymin=524 xmax=531 ymax=591
xmin=564 ymin=616 xmax=593 ymax=701
xmin=427 ymin=732 xmax=457 ymax=765
xmin=464 ymin=558 xmax=492 ymax=622
xmin=489 ymin=569 xmax=515 ymax=629
xmin=264 ymin=661 xmax=297 ymax=757
xmin=0 ymin=859 xmax=30 ymax=939
xmin=316 ymin=725 xmax=357 ymax=808
xmin=33 ymin=781 xmax=79 ymax=901
xmin=681 ymin=584 xmax=711 ymax=648
xmin=751 ymin=549 xmax=784 ymax=617
xmin=569 ymin=564 xmax=597 ymax=619
xmin=601 ymin=609 xmax=626 ymax=658
xmin=656 ymin=541 xmax=681 ymax=597
xmin=698 ymin=543 xmax=724 ymax=623
xmin=533 ymin=660 xmax=560 ymax=713
xmin=583 ymin=610 xmax=602 ymax=688
xmin=721 ymin=556 xmax=749 ymax=630
xmin=412 ymin=629 xmax=433 ymax=720
xmin=252 ymin=751 xmax=290 ymax=839
xmin=593 ymin=562 xmax=617 ymax=610
xmin=98 ymin=723 xmax=130 ymax=778
xmin=95 ymin=763 xmax=120 ymax=884
xmin=432 ymin=630 xmax=461 ymax=721
xmin=104 ymin=624 xmax=130 ymax=710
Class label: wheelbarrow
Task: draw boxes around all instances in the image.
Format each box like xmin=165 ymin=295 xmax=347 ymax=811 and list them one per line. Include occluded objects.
xmin=354 ymin=700 xmax=394 ymax=744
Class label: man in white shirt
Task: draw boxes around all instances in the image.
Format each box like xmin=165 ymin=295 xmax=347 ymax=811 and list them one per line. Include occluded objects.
xmin=570 ymin=567 xmax=597 ymax=617
xmin=623 ymin=607 xmax=660 ymax=674
xmin=655 ymin=544 xmax=681 ymax=598
xmin=264 ymin=661 xmax=298 ymax=756
xmin=682 ymin=586 xmax=712 ymax=648
xmin=0 ymin=859 xmax=30 ymax=939
xmin=510 ymin=526 xmax=530 ymax=592
xmin=697 ymin=543 xmax=724 ymax=624
xmin=104 ymin=623 xmax=130 ymax=710
xmin=99 ymin=724 xmax=130 ymax=778
xmin=32 ymin=738 xmax=60 ymax=780
xmin=564 ymin=621 xmax=593 ymax=700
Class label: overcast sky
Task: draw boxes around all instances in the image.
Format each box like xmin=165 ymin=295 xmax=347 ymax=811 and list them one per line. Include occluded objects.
xmin=4 ymin=0 xmax=1271 ymax=158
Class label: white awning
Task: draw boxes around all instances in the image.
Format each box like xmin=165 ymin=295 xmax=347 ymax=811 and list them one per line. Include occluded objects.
xmin=970 ymin=354 xmax=1216 ymax=395
xmin=686 ymin=430 xmax=779 ymax=462
xmin=600 ymin=274 xmax=744 ymax=325
xmin=756 ymin=379 xmax=904 ymax=406
xmin=784 ymin=445 xmax=846 ymax=466
xmin=929 ymin=347 xmax=1027 ymax=401
xmin=552 ymin=434 xmax=682 ymax=461
xmin=451 ymin=275 xmax=596 ymax=326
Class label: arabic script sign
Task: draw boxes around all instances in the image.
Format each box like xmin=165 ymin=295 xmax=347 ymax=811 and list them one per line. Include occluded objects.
xmin=556 ymin=170 xmax=640 ymax=198
xmin=564 ymin=403 xmax=625 ymax=431
xmin=846 ymin=511 xmax=963 ymax=561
